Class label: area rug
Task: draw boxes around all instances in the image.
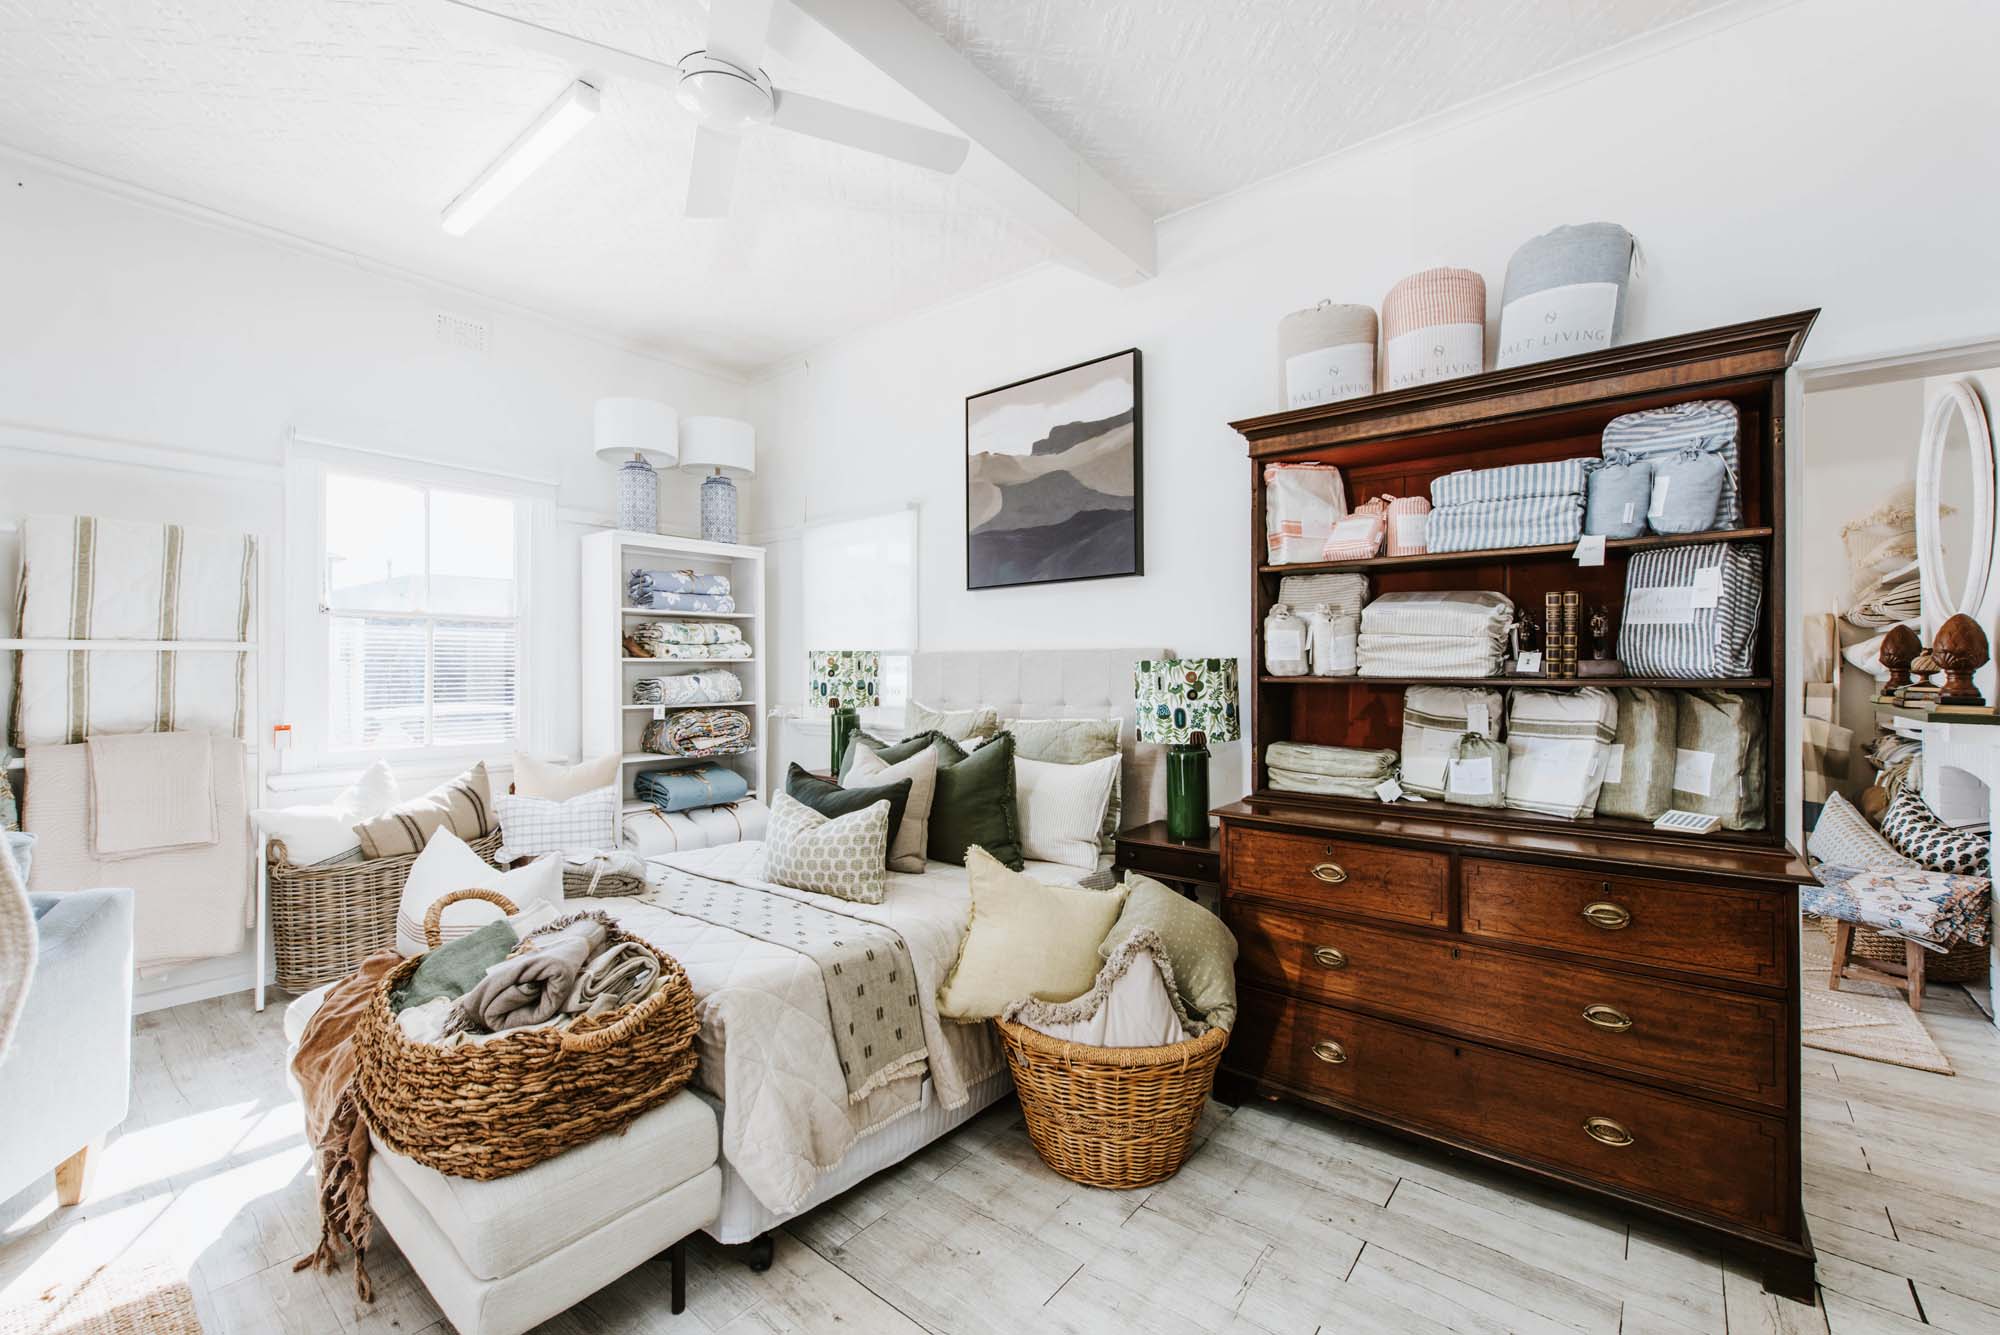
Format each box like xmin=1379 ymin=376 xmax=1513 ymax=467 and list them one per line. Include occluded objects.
xmin=0 ymin=1263 xmax=201 ymax=1335
xmin=1800 ymin=932 xmax=1955 ymax=1075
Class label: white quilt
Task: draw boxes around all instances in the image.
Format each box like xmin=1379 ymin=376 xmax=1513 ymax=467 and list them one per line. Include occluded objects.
xmin=605 ymin=844 xmax=1083 ymax=1217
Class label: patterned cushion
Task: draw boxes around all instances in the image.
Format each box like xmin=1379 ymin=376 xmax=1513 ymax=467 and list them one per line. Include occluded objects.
xmin=494 ymin=785 xmax=619 ymax=864
xmin=355 ymin=763 xmax=495 ymax=860
xmin=1807 ymin=791 xmax=1916 ymax=871
xmin=1879 ymin=790 xmax=1990 ymax=877
xmin=1804 ymin=864 xmax=1990 ymax=950
xmin=762 ymin=792 xmax=891 ymax=904
xmin=1101 ymin=874 xmax=1239 ymax=1031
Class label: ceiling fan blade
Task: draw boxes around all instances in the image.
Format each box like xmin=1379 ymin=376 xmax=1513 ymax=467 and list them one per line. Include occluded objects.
xmin=432 ymin=0 xmax=680 ymax=89
xmin=685 ymin=125 xmax=741 ymax=217
xmin=704 ymin=0 xmax=776 ymax=72
xmin=768 ymin=89 xmax=970 ymax=175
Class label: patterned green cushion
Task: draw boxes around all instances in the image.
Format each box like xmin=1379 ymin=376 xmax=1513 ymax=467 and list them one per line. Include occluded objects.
xmin=763 ymin=792 xmax=892 ymax=903
xmin=928 ymin=732 xmax=1023 ymax=869
xmin=1102 ymin=875 xmax=1238 ymax=1031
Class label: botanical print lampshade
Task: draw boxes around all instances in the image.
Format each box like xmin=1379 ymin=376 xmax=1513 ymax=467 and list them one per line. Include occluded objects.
xmin=1135 ymin=658 xmax=1241 ymax=745
xmin=808 ymin=650 xmax=881 ymax=715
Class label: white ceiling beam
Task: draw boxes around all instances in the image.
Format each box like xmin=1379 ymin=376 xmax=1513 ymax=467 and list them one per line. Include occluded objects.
xmin=782 ymin=0 xmax=1156 ymax=286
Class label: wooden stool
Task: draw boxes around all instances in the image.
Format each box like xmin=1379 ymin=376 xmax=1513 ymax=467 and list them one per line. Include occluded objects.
xmin=1828 ymin=922 xmax=1928 ymax=1011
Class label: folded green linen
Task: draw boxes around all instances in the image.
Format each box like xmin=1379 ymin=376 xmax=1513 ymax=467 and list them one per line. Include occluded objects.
xmin=390 ymin=917 xmax=519 ymax=1013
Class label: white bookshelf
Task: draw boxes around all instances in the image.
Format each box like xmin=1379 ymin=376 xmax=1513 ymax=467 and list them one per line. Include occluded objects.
xmin=580 ymin=530 xmax=767 ymax=844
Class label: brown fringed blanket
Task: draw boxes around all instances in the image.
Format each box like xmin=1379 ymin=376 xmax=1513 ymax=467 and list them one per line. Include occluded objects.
xmin=291 ymin=949 xmax=403 ymax=1300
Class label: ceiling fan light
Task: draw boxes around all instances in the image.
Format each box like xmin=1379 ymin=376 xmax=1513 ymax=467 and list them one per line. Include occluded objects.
xmin=441 ymin=79 xmax=600 ymax=237
xmin=674 ymin=53 xmax=774 ymax=131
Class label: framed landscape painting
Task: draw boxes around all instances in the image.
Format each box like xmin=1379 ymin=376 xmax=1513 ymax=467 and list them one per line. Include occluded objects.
xmin=966 ymin=348 xmax=1143 ymax=590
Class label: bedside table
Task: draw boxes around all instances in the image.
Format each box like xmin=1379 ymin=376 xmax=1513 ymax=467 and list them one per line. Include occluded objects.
xmin=1113 ymin=820 xmax=1221 ymax=898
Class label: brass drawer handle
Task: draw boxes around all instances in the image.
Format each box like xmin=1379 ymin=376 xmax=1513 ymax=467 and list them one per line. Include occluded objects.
xmin=1581 ymin=901 xmax=1631 ymax=931
xmin=1312 ymin=1039 xmax=1348 ymax=1065
xmin=1312 ymin=946 xmax=1348 ymax=970
xmin=1583 ymin=1116 xmax=1634 ymax=1148
xmin=1582 ymin=1003 xmax=1633 ymax=1032
xmin=1310 ymin=862 xmax=1349 ymax=885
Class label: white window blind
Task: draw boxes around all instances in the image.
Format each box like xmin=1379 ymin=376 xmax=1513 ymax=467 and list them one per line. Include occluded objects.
xmin=802 ymin=507 xmax=918 ymax=722
xmin=323 ymin=472 xmax=523 ymax=752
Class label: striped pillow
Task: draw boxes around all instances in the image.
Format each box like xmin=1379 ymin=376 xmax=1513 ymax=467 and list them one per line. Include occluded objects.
xmin=354 ymin=762 xmax=494 ymax=860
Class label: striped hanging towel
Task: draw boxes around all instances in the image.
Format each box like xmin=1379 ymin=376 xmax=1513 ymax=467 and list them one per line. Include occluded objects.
xmin=1381 ymin=268 xmax=1486 ymax=391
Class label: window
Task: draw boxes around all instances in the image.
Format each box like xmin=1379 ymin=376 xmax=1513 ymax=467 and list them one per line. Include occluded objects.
xmin=802 ymin=506 xmax=918 ymax=731
xmin=286 ymin=440 xmax=541 ymax=773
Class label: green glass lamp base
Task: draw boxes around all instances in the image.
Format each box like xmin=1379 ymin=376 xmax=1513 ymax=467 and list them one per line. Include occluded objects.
xmin=1165 ymin=743 xmax=1211 ymax=843
xmin=829 ymin=706 xmax=860 ymax=776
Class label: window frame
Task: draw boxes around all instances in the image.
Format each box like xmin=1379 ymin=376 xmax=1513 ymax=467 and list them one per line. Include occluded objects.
xmin=283 ymin=441 xmax=542 ymax=776
xmin=800 ymin=504 xmax=920 ymax=735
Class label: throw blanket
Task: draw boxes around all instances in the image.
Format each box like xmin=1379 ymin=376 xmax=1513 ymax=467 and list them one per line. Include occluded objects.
xmin=1431 ymin=458 xmax=1593 ymax=508
xmin=1805 ymin=865 xmax=1992 ymax=953
xmin=643 ymin=709 xmax=752 ymax=757
xmin=628 ymin=568 xmax=731 ymax=601
xmin=456 ymin=914 xmax=610 ymax=1032
xmin=631 ymin=590 xmax=737 ymax=613
xmin=632 ymin=620 xmax=744 ymax=649
xmin=655 ymin=867 xmax=927 ymax=1103
xmin=1426 ymin=494 xmax=1586 ymax=554
xmin=634 ymin=671 xmax=744 ymax=707
xmin=293 ymin=950 xmax=403 ymax=1301
xmin=87 ymin=730 xmax=217 ymax=857
xmin=635 ymin=764 xmax=750 ymax=813
xmin=1504 ymin=688 xmax=1619 ymax=819
xmin=12 ymin=514 xmax=257 ymax=748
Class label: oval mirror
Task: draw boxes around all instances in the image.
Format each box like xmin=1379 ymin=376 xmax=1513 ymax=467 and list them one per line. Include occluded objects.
xmin=1916 ymin=379 xmax=1997 ymax=635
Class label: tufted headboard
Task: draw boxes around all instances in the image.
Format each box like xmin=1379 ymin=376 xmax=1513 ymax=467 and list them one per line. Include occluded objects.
xmin=910 ymin=647 xmax=1171 ymax=830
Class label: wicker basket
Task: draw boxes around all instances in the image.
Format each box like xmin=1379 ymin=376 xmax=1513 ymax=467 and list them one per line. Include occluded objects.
xmin=996 ymin=1019 xmax=1229 ymax=1189
xmin=354 ymin=887 xmax=699 ymax=1180
xmin=267 ymin=829 xmax=505 ymax=994
xmin=1813 ymin=915 xmax=1988 ymax=984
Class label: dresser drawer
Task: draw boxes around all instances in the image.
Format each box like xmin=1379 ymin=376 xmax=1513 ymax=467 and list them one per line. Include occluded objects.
xmin=1225 ymin=826 xmax=1449 ymax=927
xmin=1230 ymin=904 xmax=1788 ymax=1107
xmin=1460 ymin=858 xmax=1788 ymax=986
xmin=1231 ymin=990 xmax=1789 ymax=1235
xmin=1119 ymin=838 xmax=1220 ymax=887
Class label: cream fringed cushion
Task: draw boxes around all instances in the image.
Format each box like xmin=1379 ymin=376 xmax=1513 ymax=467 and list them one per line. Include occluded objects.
xmin=937 ymin=847 xmax=1126 ymax=1021
xmin=1001 ymin=929 xmax=1195 ymax=1046
xmin=762 ymin=792 xmax=892 ymax=904
xmin=1013 ymin=754 xmax=1119 ymax=869
xmin=512 ymin=752 xmax=620 ymax=801
xmin=844 ymin=744 xmax=939 ymax=874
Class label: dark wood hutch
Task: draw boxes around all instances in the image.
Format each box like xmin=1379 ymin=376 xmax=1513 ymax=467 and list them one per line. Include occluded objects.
xmin=1216 ymin=311 xmax=1820 ymax=1299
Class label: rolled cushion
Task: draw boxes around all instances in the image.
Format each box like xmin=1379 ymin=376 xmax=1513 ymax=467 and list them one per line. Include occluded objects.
xmin=1100 ymin=875 xmax=1238 ymax=1032
xmin=1381 ymin=267 xmax=1485 ymax=390
xmin=937 ymin=846 xmax=1126 ymax=1021
xmin=356 ymin=763 xmax=494 ymax=861
xmin=783 ymin=763 xmax=912 ymax=862
xmin=1278 ymin=301 xmax=1379 ymax=408
xmin=929 ymin=732 xmax=1023 ymax=869
xmin=1495 ymin=221 xmax=1634 ymax=368
xmin=841 ymin=745 xmax=939 ymax=874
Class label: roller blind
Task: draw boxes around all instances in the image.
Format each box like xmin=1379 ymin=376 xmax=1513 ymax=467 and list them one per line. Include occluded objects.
xmin=802 ymin=507 xmax=918 ymax=654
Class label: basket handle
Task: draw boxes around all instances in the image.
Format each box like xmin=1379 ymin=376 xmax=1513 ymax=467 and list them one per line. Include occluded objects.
xmin=423 ymin=886 xmax=520 ymax=948
xmin=559 ymin=952 xmax=678 ymax=1053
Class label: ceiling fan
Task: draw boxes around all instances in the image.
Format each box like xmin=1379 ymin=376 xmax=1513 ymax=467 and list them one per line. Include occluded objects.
xmin=434 ymin=0 xmax=972 ymax=224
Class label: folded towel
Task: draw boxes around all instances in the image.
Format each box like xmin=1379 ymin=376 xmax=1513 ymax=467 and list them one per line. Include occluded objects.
xmin=632 ymin=670 xmax=744 ymax=707
xmin=396 ymin=996 xmax=457 ymax=1045
xmin=1265 ymin=742 xmax=1397 ymax=780
xmin=455 ymin=914 xmax=610 ymax=1033
xmin=87 ymin=730 xmax=217 ymax=857
xmin=564 ymin=941 xmax=662 ymax=1016
xmin=1430 ymin=458 xmax=1592 ymax=508
xmin=628 ymin=568 xmax=731 ymax=599
xmin=634 ymin=763 xmax=751 ymax=812
xmin=642 ymin=709 xmax=753 ymax=757
xmin=392 ymin=917 xmax=520 ymax=1014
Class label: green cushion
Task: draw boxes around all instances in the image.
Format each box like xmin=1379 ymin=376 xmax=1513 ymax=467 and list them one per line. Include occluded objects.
xmin=839 ymin=728 xmax=965 ymax=781
xmin=1103 ymin=875 xmax=1238 ymax=1030
xmin=1002 ymin=716 xmax=1124 ymax=853
xmin=784 ymin=763 xmax=912 ymax=854
xmin=393 ymin=917 xmax=518 ymax=1013
xmin=928 ymin=731 xmax=1023 ymax=869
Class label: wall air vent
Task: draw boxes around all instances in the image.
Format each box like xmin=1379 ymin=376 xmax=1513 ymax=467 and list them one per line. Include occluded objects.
xmin=434 ymin=310 xmax=489 ymax=353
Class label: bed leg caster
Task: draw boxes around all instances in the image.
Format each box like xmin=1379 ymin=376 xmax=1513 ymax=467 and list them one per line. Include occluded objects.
xmin=744 ymin=1232 xmax=775 ymax=1273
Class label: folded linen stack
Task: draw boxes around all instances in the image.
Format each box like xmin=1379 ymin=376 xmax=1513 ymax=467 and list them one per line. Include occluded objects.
xmin=632 ymin=669 xmax=744 ymax=707
xmin=1277 ymin=572 xmax=1368 ymax=617
xmin=627 ymin=567 xmax=735 ymax=613
xmin=1504 ymin=688 xmax=1620 ymax=820
xmin=621 ymin=799 xmax=770 ymax=856
xmin=1427 ymin=457 xmax=1592 ymax=554
xmin=641 ymin=708 xmax=752 ymax=758
xmin=630 ymin=620 xmax=746 ymax=660
xmin=634 ymin=763 xmax=750 ymax=812
xmin=1618 ymin=543 xmax=1765 ymax=679
xmin=1265 ymin=742 xmax=1398 ymax=798
xmin=1358 ymin=591 xmax=1514 ymax=678
xmin=1673 ymin=689 xmax=1766 ymax=830
xmin=1399 ymin=686 xmax=1505 ymax=799
xmin=1602 ymin=399 xmax=1742 ymax=530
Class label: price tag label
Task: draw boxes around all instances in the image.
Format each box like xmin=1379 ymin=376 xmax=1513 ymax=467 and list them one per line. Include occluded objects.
xmin=1573 ymin=534 xmax=1606 ymax=567
xmin=1691 ymin=566 xmax=1723 ymax=609
xmin=652 ymin=706 xmax=666 ymax=721
xmin=1467 ymin=699 xmax=1492 ymax=735
xmin=1448 ymin=756 xmax=1494 ymax=795
xmin=1515 ymin=650 xmax=1544 ymax=675
xmin=1374 ymin=777 xmax=1405 ymax=803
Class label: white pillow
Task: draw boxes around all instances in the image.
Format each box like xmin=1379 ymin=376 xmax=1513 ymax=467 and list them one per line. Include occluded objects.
xmin=1003 ymin=930 xmax=1195 ymax=1047
xmin=845 ymin=743 xmax=939 ymax=874
xmin=513 ymin=752 xmax=621 ymax=801
xmin=1014 ymin=754 xmax=1119 ymax=869
xmin=396 ymin=827 xmax=565 ymax=957
xmin=252 ymin=760 xmax=399 ymax=866
xmin=494 ymin=786 xmax=619 ymax=863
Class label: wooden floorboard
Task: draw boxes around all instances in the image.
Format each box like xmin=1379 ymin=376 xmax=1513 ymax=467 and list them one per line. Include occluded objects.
xmin=1 ymin=977 xmax=1994 ymax=1334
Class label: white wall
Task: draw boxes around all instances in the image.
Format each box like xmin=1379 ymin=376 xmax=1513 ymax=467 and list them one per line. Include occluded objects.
xmin=750 ymin=0 xmax=2000 ymax=806
xmin=0 ymin=161 xmax=748 ymax=1003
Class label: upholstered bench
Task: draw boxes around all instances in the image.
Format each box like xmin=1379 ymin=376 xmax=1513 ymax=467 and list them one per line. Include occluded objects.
xmin=285 ymin=989 xmax=718 ymax=1335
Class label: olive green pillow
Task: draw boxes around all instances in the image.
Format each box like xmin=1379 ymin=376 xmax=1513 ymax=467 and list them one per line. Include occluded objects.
xmin=928 ymin=731 xmax=1023 ymax=869
xmin=839 ymin=728 xmax=964 ymax=781
xmin=1102 ymin=874 xmax=1239 ymax=1030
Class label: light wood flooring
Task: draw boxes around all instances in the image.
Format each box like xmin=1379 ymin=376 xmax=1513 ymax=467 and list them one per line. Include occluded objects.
xmin=2 ymin=984 xmax=1996 ymax=1335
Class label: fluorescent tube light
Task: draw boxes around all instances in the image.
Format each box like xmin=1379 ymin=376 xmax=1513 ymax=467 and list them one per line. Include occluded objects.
xmin=441 ymin=80 xmax=600 ymax=236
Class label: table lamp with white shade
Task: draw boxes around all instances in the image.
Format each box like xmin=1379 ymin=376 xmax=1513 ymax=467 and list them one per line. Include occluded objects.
xmin=594 ymin=397 xmax=678 ymax=533
xmin=679 ymin=416 xmax=756 ymax=543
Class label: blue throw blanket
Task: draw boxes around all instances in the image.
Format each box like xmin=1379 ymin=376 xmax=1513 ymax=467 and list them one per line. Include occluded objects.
xmin=628 ymin=568 xmax=732 ymax=602
xmin=635 ymin=764 xmax=750 ymax=813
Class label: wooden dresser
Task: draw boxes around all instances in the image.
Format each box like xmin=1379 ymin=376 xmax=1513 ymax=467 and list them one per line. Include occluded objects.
xmin=1219 ymin=313 xmax=1819 ymax=1299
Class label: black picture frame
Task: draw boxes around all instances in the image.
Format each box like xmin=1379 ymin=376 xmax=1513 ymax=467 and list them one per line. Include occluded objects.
xmin=964 ymin=347 xmax=1143 ymax=591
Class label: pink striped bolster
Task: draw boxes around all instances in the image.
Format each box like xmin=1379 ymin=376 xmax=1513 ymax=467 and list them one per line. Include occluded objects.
xmin=1383 ymin=496 xmax=1432 ymax=556
xmin=1381 ymin=268 xmax=1486 ymax=341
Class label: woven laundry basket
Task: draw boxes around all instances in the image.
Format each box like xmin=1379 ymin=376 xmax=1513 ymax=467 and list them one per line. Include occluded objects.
xmin=267 ymin=830 xmax=504 ymax=994
xmin=354 ymin=888 xmax=700 ymax=1180
xmin=996 ymin=1019 xmax=1229 ymax=1189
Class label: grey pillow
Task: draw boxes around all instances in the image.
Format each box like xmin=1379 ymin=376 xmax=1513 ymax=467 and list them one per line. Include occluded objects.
xmin=1101 ymin=875 xmax=1238 ymax=1031
xmin=1584 ymin=451 xmax=1651 ymax=539
xmin=1002 ymin=717 xmax=1124 ymax=853
xmin=906 ymin=701 xmax=999 ymax=743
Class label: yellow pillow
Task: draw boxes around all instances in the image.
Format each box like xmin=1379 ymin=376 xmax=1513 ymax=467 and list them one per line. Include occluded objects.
xmin=938 ymin=846 xmax=1126 ymax=1021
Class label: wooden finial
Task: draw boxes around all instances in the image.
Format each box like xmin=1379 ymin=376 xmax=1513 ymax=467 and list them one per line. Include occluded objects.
xmin=1932 ymin=613 xmax=1990 ymax=705
xmin=1879 ymin=624 xmax=1921 ymax=691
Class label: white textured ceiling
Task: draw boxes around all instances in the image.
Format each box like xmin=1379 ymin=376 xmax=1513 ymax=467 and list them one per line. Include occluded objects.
xmin=0 ymin=1 xmax=1738 ymax=371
